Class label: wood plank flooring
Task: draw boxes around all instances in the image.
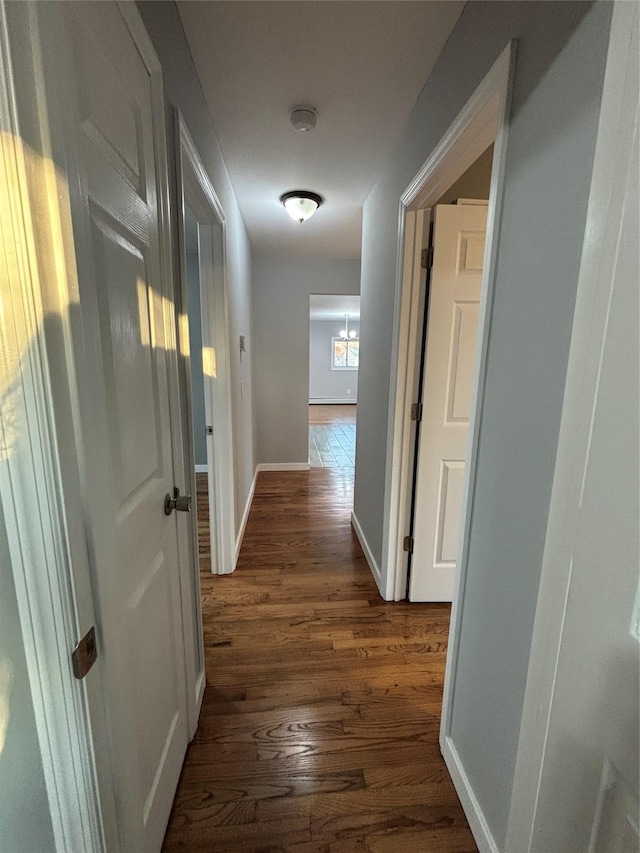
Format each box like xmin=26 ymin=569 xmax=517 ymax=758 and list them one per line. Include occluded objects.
xmin=308 ymin=404 xmax=357 ymax=425
xmin=162 ymin=469 xmax=477 ymax=852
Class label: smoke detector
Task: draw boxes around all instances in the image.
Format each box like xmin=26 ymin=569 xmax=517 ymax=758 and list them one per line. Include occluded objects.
xmin=289 ymin=106 xmax=317 ymax=133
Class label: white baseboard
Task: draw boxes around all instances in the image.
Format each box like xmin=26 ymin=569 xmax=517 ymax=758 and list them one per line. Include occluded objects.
xmin=441 ymin=735 xmax=500 ymax=853
xmin=235 ymin=467 xmax=258 ymax=564
xmin=194 ymin=464 xmax=208 ymax=473
xmin=351 ymin=510 xmax=384 ymax=598
xmin=256 ymin=462 xmax=311 ymax=472
xmin=309 ymin=398 xmax=357 ymax=405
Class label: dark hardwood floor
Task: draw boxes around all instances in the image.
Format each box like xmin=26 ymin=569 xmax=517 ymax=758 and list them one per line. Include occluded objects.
xmin=162 ymin=469 xmax=477 ymax=852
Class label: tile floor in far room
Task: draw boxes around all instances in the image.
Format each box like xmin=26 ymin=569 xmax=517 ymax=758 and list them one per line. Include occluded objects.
xmin=308 ymin=405 xmax=357 ymax=468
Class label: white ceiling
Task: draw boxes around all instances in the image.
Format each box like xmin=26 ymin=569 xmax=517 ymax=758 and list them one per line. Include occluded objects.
xmin=309 ymin=294 xmax=360 ymax=322
xmin=177 ymin=1 xmax=464 ymax=259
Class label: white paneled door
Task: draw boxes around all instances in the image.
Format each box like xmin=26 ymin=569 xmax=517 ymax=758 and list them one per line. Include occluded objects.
xmin=409 ymin=202 xmax=487 ymax=602
xmin=38 ymin=3 xmax=190 ymax=849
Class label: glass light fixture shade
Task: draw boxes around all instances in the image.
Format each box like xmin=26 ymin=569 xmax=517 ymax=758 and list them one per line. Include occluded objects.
xmin=280 ymin=191 xmax=323 ymax=223
xmin=340 ymin=313 xmax=358 ymax=340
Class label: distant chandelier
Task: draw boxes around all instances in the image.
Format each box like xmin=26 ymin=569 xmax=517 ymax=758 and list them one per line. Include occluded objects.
xmin=280 ymin=190 xmax=323 ymax=223
xmin=340 ymin=314 xmax=358 ymax=340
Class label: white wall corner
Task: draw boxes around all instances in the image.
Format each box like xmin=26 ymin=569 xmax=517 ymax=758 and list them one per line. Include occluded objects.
xmin=351 ymin=511 xmax=388 ymax=599
xmin=441 ymin=736 xmax=501 ymax=853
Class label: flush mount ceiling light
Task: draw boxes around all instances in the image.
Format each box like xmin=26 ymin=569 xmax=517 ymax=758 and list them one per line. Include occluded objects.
xmin=289 ymin=105 xmax=317 ymax=132
xmin=280 ymin=190 xmax=324 ymax=224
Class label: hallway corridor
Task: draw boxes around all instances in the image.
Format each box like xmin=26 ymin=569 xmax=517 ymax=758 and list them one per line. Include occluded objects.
xmin=163 ymin=469 xmax=476 ymax=852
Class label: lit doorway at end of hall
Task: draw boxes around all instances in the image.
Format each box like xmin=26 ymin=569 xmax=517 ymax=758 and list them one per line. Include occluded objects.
xmin=308 ymin=295 xmax=360 ymax=468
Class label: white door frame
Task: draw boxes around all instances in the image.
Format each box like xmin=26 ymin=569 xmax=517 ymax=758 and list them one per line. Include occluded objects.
xmin=383 ymin=42 xmax=515 ymax=601
xmin=0 ymin=2 xmax=200 ymax=849
xmin=175 ymin=113 xmax=236 ymax=581
xmin=505 ymin=3 xmax=638 ymax=848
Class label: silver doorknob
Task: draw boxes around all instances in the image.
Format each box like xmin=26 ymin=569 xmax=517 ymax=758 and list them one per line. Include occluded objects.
xmin=164 ymin=487 xmax=192 ymax=516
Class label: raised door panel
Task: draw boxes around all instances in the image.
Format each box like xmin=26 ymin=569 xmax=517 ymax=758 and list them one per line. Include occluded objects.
xmin=457 ymin=231 xmax=485 ymax=272
xmin=591 ymin=761 xmax=640 ymax=853
xmin=446 ymin=301 xmax=479 ymax=424
xmin=435 ymin=460 xmax=465 ymax=565
xmin=90 ymin=216 xmax=162 ymax=503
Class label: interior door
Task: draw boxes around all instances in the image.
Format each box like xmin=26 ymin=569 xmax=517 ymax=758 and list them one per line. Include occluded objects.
xmin=39 ymin=3 xmax=189 ymax=849
xmin=409 ymin=202 xmax=487 ymax=601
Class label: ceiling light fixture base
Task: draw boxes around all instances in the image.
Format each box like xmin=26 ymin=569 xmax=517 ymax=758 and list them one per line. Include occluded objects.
xmin=289 ymin=106 xmax=317 ymax=132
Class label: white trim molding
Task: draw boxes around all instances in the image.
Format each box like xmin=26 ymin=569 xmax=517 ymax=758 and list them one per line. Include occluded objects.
xmin=351 ymin=511 xmax=383 ymax=597
xmin=256 ymin=462 xmax=311 ymax=472
xmin=235 ymin=466 xmax=258 ymax=564
xmin=194 ymin=463 xmax=208 ymax=473
xmin=309 ymin=397 xmax=357 ymax=405
xmin=441 ymin=737 xmax=500 ymax=853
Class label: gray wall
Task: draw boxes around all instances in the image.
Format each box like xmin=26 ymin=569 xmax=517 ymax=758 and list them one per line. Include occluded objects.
xmin=254 ymin=257 xmax=360 ymax=464
xmin=309 ymin=319 xmax=359 ymax=403
xmin=0 ymin=504 xmax=55 ymax=852
xmin=138 ymin=0 xmax=256 ymax=531
xmin=353 ymin=1 xmax=612 ymax=846
xmin=186 ymin=251 xmax=207 ymax=467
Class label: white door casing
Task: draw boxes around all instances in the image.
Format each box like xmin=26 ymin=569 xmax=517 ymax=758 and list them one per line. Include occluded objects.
xmin=383 ymin=44 xmax=514 ymax=606
xmin=177 ymin=115 xmax=236 ymax=582
xmin=30 ymin=2 xmax=191 ymax=849
xmin=410 ymin=202 xmax=487 ymax=602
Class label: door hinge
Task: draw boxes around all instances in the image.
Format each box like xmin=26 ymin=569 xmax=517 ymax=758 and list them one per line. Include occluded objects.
xmin=411 ymin=402 xmax=423 ymax=422
xmin=403 ymin=535 xmax=414 ymax=554
xmin=72 ymin=626 xmax=97 ymax=680
xmin=206 ymin=425 xmax=213 ymax=435
xmin=421 ymin=246 xmax=434 ymax=269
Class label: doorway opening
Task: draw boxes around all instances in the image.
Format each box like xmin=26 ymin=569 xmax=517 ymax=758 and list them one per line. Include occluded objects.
xmin=176 ymin=115 xmax=235 ymax=589
xmin=174 ymin=114 xmax=238 ymax=728
xmin=406 ymin=145 xmax=494 ymax=602
xmin=308 ymin=295 xmax=360 ymax=469
xmin=183 ymin=204 xmax=212 ymax=576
